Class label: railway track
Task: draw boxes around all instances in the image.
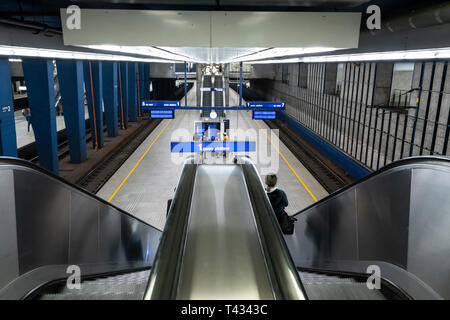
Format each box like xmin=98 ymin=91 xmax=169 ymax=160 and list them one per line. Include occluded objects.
xmin=76 ymin=118 xmax=162 ymax=194
xmin=77 ymin=83 xmax=193 ymax=193
xmin=264 ymin=119 xmax=349 ymax=193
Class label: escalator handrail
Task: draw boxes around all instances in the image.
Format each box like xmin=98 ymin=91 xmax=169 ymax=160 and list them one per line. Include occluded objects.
xmin=241 ymin=157 xmax=307 ymax=300
xmin=293 ymin=156 xmax=450 ymax=217
xmin=144 ymin=159 xmax=197 ymax=299
xmin=0 ymin=156 xmax=162 ymax=232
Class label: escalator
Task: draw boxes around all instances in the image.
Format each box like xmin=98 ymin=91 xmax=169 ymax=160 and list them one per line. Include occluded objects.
xmin=201 ymin=75 xmax=212 ymax=118
xmin=1 ymin=156 xmax=449 ymax=299
xmin=285 ymin=156 xmax=450 ymax=300
xmin=0 ymin=157 xmax=161 ymax=300
xmin=214 ymin=75 xmax=225 ymax=118
xmin=38 ymin=270 xmax=151 ymax=300
xmin=145 ymin=157 xmax=305 ymax=299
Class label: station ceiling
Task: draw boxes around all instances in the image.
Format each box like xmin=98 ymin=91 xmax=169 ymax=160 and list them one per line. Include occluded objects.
xmin=0 ymin=0 xmax=447 ymax=63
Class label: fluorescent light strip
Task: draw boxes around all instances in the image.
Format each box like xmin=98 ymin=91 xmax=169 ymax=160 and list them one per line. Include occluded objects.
xmin=246 ymin=48 xmax=450 ymax=64
xmin=82 ymin=45 xmax=203 ymax=63
xmin=224 ymin=47 xmax=339 ymax=63
xmin=0 ymin=45 xmax=177 ymax=63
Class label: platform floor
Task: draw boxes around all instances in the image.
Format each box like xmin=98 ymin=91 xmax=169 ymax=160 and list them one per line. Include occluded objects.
xmin=15 ymin=106 xmax=89 ymax=149
xmin=96 ymin=82 xmax=328 ymax=230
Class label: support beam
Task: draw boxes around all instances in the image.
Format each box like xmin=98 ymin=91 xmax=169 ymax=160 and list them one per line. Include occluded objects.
xmin=0 ymin=59 xmax=18 ymax=157
xmin=56 ymin=59 xmax=87 ymax=163
xmin=239 ymin=61 xmax=243 ymax=107
xmin=103 ymin=61 xmax=119 ymax=137
xmin=128 ymin=62 xmax=137 ymax=122
xmin=184 ymin=61 xmax=187 ymax=107
xmin=144 ymin=63 xmax=150 ymax=100
xmin=83 ymin=60 xmax=104 ymax=149
xmin=118 ymin=61 xmax=129 ymax=129
xmin=22 ymin=58 xmax=58 ymax=174
xmin=138 ymin=63 xmax=145 ymax=117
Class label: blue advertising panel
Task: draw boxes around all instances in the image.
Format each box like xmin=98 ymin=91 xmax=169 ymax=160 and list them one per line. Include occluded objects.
xmin=150 ymin=109 xmax=174 ymax=119
xmin=209 ymin=124 xmax=217 ymax=140
xmin=142 ymin=100 xmax=180 ymax=108
xmin=246 ymin=102 xmax=285 ymax=109
xmin=171 ymin=141 xmax=256 ymax=153
xmin=252 ymin=110 xmax=277 ymax=120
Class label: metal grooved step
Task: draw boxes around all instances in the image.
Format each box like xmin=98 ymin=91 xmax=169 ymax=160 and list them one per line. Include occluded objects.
xmin=299 ymin=271 xmax=386 ymax=300
xmin=39 ymin=270 xmax=151 ymax=300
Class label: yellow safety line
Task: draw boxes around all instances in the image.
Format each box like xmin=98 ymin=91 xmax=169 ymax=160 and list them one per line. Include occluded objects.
xmin=254 ymin=120 xmax=318 ymax=202
xmin=108 ymin=119 xmax=172 ymax=202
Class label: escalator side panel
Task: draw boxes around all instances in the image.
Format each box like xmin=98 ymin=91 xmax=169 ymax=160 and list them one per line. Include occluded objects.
xmin=0 ymin=159 xmax=162 ymax=299
xmin=286 ymin=158 xmax=450 ymax=300
xmin=407 ymin=167 xmax=450 ymax=299
xmin=0 ymin=169 xmax=19 ymax=289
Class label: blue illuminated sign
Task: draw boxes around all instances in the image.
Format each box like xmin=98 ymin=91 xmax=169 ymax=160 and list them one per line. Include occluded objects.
xmin=142 ymin=101 xmax=180 ymax=108
xmin=252 ymin=111 xmax=277 ymax=120
xmin=200 ymin=88 xmax=226 ymax=92
xmin=246 ymin=102 xmax=285 ymax=109
xmin=150 ymin=109 xmax=174 ymax=119
xmin=171 ymin=141 xmax=256 ymax=153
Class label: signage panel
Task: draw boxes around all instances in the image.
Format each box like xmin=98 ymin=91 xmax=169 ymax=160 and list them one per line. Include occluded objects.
xmin=171 ymin=141 xmax=256 ymax=153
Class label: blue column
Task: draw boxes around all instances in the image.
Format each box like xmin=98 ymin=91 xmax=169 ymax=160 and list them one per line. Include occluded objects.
xmin=0 ymin=59 xmax=18 ymax=157
xmin=239 ymin=61 xmax=243 ymax=107
xmin=103 ymin=61 xmax=119 ymax=137
xmin=83 ymin=60 xmax=104 ymax=149
xmin=144 ymin=63 xmax=150 ymax=100
xmin=118 ymin=62 xmax=129 ymax=129
xmin=128 ymin=62 xmax=137 ymax=122
xmin=22 ymin=58 xmax=58 ymax=174
xmin=184 ymin=61 xmax=187 ymax=107
xmin=138 ymin=63 xmax=145 ymax=116
xmin=56 ymin=60 xmax=87 ymax=163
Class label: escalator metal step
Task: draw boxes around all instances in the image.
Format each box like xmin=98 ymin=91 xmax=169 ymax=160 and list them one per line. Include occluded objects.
xmin=299 ymin=271 xmax=386 ymax=300
xmin=39 ymin=270 xmax=151 ymax=300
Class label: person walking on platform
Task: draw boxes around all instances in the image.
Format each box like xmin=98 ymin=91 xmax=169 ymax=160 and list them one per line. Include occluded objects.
xmin=265 ymin=174 xmax=296 ymax=235
xmin=22 ymin=108 xmax=32 ymax=132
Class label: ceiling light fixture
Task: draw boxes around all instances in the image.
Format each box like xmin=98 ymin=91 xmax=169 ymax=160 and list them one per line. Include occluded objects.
xmin=82 ymin=45 xmax=203 ymax=63
xmin=245 ymin=48 xmax=450 ymax=64
xmin=0 ymin=45 xmax=178 ymax=63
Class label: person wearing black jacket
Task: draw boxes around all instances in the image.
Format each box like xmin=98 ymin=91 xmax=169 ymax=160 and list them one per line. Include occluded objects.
xmin=265 ymin=174 xmax=295 ymax=234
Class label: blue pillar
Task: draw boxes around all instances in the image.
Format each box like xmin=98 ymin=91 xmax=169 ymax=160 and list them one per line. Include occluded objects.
xmin=83 ymin=60 xmax=104 ymax=149
xmin=239 ymin=61 xmax=243 ymax=107
xmin=144 ymin=63 xmax=150 ymax=100
xmin=22 ymin=58 xmax=58 ymax=174
xmin=184 ymin=61 xmax=187 ymax=107
xmin=0 ymin=59 xmax=18 ymax=157
xmin=103 ymin=61 xmax=119 ymax=137
xmin=56 ymin=60 xmax=87 ymax=163
xmin=118 ymin=62 xmax=128 ymax=129
xmin=128 ymin=62 xmax=137 ymax=122
xmin=139 ymin=63 xmax=145 ymax=116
